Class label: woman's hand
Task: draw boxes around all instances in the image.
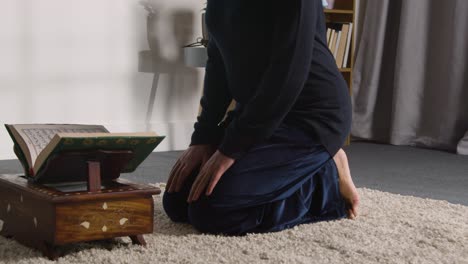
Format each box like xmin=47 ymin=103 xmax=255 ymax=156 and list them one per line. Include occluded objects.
xmin=166 ymin=145 xmax=216 ymax=193
xmin=187 ymin=150 xmax=235 ymax=203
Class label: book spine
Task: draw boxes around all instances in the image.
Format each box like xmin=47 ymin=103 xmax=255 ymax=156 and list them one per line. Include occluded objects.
xmin=336 ymin=23 xmax=350 ymax=68
xmin=343 ymin=22 xmax=353 ymax=68
xmin=13 ymin=144 xmax=33 ymax=177
xmin=328 ymin=29 xmax=336 ymax=50
xmin=5 ymin=125 xmax=32 ymax=177
xmin=333 ymin=30 xmax=342 ymax=59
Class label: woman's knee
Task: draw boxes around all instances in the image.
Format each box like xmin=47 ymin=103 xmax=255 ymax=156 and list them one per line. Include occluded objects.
xmin=188 ymin=198 xmax=254 ymax=235
xmin=163 ymin=191 xmax=189 ymax=223
xmin=188 ymin=199 xmax=220 ymax=233
xmin=189 ymin=199 xmax=242 ymax=234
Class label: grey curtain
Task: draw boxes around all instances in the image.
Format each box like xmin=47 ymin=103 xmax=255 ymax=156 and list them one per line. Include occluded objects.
xmin=352 ymin=0 xmax=468 ymax=154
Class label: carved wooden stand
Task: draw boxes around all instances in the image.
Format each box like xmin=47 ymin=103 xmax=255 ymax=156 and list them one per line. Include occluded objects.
xmin=0 ymin=150 xmax=160 ymax=260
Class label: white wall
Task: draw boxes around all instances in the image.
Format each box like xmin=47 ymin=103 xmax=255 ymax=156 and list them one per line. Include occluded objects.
xmin=0 ymin=0 xmax=205 ymax=160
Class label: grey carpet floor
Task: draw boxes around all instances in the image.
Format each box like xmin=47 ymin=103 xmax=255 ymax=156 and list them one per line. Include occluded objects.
xmin=0 ymin=142 xmax=467 ymax=205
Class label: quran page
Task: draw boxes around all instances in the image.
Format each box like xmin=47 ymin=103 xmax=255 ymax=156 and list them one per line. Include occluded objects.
xmin=9 ymin=124 xmax=108 ymax=166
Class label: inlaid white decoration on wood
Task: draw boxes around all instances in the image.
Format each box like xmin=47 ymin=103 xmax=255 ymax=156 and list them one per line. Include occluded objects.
xmin=102 ymin=225 xmax=108 ymax=232
xmin=0 ymin=219 xmax=4 ymax=231
xmin=80 ymin=221 xmax=90 ymax=229
xmin=102 ymin=203 xmax=108 ymax=210
xmin=119 ymin=218 xmax=128 ymax=225
xmin=7 ymin=203 xmax=10 ymax=213
xmin=33 ymin=217 xmax=37 ymax=228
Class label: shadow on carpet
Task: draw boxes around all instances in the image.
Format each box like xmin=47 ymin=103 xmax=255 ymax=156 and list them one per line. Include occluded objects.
xmin=0 ymin=186 xmax=467 ymax=264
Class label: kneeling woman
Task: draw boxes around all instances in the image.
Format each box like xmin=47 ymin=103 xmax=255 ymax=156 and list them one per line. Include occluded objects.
xmin=163 ymin=0 xmax=359 ymax=235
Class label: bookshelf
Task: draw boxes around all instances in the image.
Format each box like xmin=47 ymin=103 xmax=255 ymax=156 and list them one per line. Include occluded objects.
xmin=324 ymin=0 xmax=355 ymax=91
xmin=324 ymin=9 xmax=354 ymax=15
xmin=324 ymin=0 xmax=356 ymax=145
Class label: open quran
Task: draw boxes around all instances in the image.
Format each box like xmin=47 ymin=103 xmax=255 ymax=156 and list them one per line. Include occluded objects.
xmin=5 ymin=124 xmax=165 ymax=179
xmin=0 ymin=124 xmax=164 ymax=259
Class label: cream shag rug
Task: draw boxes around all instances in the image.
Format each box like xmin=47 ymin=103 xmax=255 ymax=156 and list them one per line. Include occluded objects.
xmin=0 ymin=186 xmax=467 ymax=264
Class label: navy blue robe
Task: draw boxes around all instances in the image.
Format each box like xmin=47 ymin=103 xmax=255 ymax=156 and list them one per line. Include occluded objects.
xmin=163 ymin=124 xmax=346 ymax=235
xmin=163 ymin=0 xmax=350 ymax=234
xmin=191 ymin=0 xmax=351 ymax=159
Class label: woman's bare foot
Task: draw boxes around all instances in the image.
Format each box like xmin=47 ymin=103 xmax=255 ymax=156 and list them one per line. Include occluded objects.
xmin=333 ymin=149 xmax=360 ymax=219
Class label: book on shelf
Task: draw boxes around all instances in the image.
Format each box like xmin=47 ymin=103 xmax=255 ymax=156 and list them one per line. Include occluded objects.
xmin=342 ymin=22 xmax=353 ymax=68
xmin=5 ymin=124 xmax=165 ymax=178
xmin=327 ymin=23 xmax=341 ymax=58
xmin=328 ymin=29 xmax=336 ymax=51
xmin=326 ymin=22 xmax=353 ymax=68
xmin=333 ymin=29 xmax=342 ymax=59
xmin=336 ymin=23 xmax=350 ymax=67
xmin=330 ymin=29 xmax=338 ymax=56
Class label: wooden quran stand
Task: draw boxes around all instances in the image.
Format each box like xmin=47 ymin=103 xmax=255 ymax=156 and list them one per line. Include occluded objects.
xmin=0 ymin=150 xmax=160 ymax=260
